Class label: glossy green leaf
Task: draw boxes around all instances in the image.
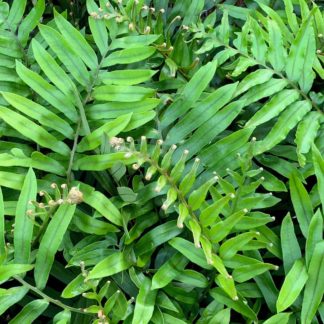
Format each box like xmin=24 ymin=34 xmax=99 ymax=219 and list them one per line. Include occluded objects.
xmin=219 ymin=232 xmax=257 ymax=259
xmin=245 ymin=89 xmax=299 ymax=128
xmin=0 ymin=187 xmax=3 ymax=263
xmin=102 ymin=46 xmax=156 ymax=67
xmin=277 ymin=259 xmax=308 ymax=313
xmin=301 ymin=241 xmax=324 ymax=324
xmin=0 ymin=105 xmax=70 ymax=156
xmin=255 ymin=100 xmax=312 ymax=155
xmin=18 ymin=0 xmax=45 ymax=45
xmin=110 ymin=35 xmax=160 ymax=50
xmin=87 ymin=251 xmax=131 ymax=279
xmin=54 ymin=10 xmax=98 ymax=70
xmin=312 ymin=144 xmax=324 ymax=208
xmin=286 ymin=11 xmax=315 ymax=84
xmin=0 ymin=287 xmax=28 ymax=316
xmin=132 ymin=278 xmax=157 ymax=324
xmin=263 ymin=313 xmax=291 ymax=324
xmin=161 ymin=60 xmax=218 ymax=128
xmin=0 ymin=264 xmax=33 ymax=282
xmin=281 ymin=214 xmax=302 ymax=274
xmin=14 ymin=168 xmax=37 ymax=264
xmin=93 ymin=85 xmax=155 ymax=102
xmin=210 ymin=288 xmax=257 ymax=320
xmin=268 ymin=19 xmax=287 ymax=71
xmin=34 ymin=203 xmax=76 ymax=289
xmin=2 ymin=91 xmax=74 ymax=139
xmin=15 ymin=61 xmax=77 ymax=122
xmin=77 ymin=113 xmax=132 ymax=152
xmin=289 ymin=173 xmax=313 ymax=238
xmin=295 ymin=111 xmax=321 ymax=166
xmin=233 ymin=262 xmax=278 ymax=283
xmin=152 ymin=253 xmax=188 ymax=290
xmin=61 ymin=274 xmax=91 ymax=298
xmin=32 ymin=39 xmax=77 ymax=101
xmin=9 ymin=299 xmax=49 ymax=324
xmin=39 ymin=24 xmax=90 ymax=86
xmin=100 ymin=69 xmax=157 ymax=85
xmin=135 ymin=221 xmax=182 ymax=256
xmin=306 ymin=210 xmax=323 ymax=267
xmin=169 ymin=237 xmax=213 ymax=270
xmin=80 ymin=183 xmax=122 ymax=226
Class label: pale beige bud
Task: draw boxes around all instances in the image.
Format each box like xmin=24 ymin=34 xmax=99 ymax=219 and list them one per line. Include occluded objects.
xmin=67 ymin=187 xmax=84 ymax=204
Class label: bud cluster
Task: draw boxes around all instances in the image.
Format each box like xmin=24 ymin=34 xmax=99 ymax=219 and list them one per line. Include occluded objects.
xmin=26 ymin=184 xmax=83 ymax=216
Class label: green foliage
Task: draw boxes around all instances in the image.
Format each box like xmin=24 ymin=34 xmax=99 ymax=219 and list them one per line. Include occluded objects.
xmin=0 ymin=0 xmax=323 ymax=323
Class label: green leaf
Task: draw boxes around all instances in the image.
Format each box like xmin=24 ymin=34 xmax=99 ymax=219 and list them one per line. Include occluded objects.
xmin=75 ymin=153 xmax=137 ymax=171
xmin=72 ymin=210 xmax=119 ymax=235
xmin=306 ymin=210 xmax=323 ymax=268
xmin=87 ymin=251 xmax=132 ymax=279
xmin=255 ymin=100 xmax=312 ymax=155
xmin=102 ymin=46 xmax=156 ymax=67
xmin=39 ymin=24 xmax=90 ymax=86
xmin=14 ymin=168 xmax=37 ymax=264
xmin=99 ymin=69 xmax=157 ymax=85
xmin=301 ymin=241 xmax=324 ymax=324
xmin=250 ymin=18 xmax=267 ymax=64
xmin=9 ymin=299 xmax=49 ymax=324
xmin=77 ymin=113 xmax=132 ymax=152
xmin=219 ymin=232 xmax=257 ymax=259
xmin=232 ymin=262 xmax=278 ymax=283
xmin=289 ymin=173 xmax=313 ymax=238
xmin=61 ymin=274 xmax=91 ymax=298
xmin=295 ymin=112 xmax=321 ymax=166
xmin=80 ymin=183 xmax=122 ymax=226
xmin=267 ymin=19 xmax=287 ymax=71
xmin=276 ymin=259 xmax=308 ymax=313
xmin=166 ymin=82 xmax=238 ymax=146
xmin=53 ymin=310 xmax=71 ymax=324
xmin=234 ymin=69 xmax=273 ymax=97
xmin=0 ymin=105 xmax=70 ymax=156
xmin=180 ymin=99 xmax=244 ymax=158
xmin=132 ymin=278 xmax=157 ymax=324
xmin=281 ymin=214 xmax=302 ymax=274
xmin=283 ymin=0 xmax=299 ymax=34
xmin=263 ymin=313 xmax=291 ymax=324
xmin=0 ymin=264 xmax=34 ymax=282
xmin=169 ymin=237 xmax=212 ymax=269
xmin=15 ymin=61 xmax=77 ymax=122
xmin=110 ymin=35 xmax=160 ymax=50
xmin=31 ymin=39 xmax=77 ymax=102
xmin=312 ymin=144 xmax=324 ymax=208
xmin=93 ymin=85 xmax=155 ymax=102
xmin=210 ymin=288 xmax=257 ymax=320
xmin=216 ymin=274 xmax=237 ymax=300
xmin=2 ymin=91 xmax=74 ymax=139
xmin=54 ymin=9 xmax=98 ymax=70
xmin=161 ymin=60 xmax=218 ymax=128
xmin=209 ymin=209 xmax=246 ymax=243
xmin=286 ymin=11 xmax=315 ymax=84
xmin=87 ymin=98 xmax=160 ymax=120
xmin=245 ymin=89 xmax=299 ymax=128
xmin=135 ymin=221 xmax=182 ymax=256
xmin=18 ymin=0 xmax=45 ymax=45
xmin=0 ymin=287 xmax=28 ymax=316
xmin=241 ymin=78 xmax=288 ymax=107
xmin=0 ymin=187 xmax=4 ymax=263
xmin=7 ymin=0 xmax=26 ymax=28
xmin=152 ymin=253 xmax=188 ymax=290
xmin=34 ymin=203 xmax=76 ymax=289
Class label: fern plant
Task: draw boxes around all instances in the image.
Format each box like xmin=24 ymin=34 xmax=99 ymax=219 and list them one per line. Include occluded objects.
xmin=0 ymin=0 xmax=323 ymax=323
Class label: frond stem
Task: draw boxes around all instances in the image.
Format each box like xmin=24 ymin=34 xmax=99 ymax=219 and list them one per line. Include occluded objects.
xmin=13 ymin=275 xmax=92 ymax=316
